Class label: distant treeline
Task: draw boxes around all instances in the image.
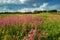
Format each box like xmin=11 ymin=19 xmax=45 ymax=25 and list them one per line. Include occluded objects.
xmin=0 ymin=10 xmax=59 ymax=14
xmin=33 ymin=10 xmax=58 ymax=14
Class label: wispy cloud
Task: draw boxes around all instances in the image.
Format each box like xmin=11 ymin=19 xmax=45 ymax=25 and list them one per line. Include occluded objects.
xmin=18 ymin=3 xmax=48 ymax=12
xmin=19 ymin=0 xmax=27 ymax=4
xmin=40 ymin=3 xmax=48 ymax=8
xmin=0 ymin=0 xmax=60 ymax=12
xmin=0 ymin=0 xmax=39 ymax=4
xmin=0 ymin=0 xmax=16 ymax=4
xmin=0 ymin=3 xmax=48 ymax=12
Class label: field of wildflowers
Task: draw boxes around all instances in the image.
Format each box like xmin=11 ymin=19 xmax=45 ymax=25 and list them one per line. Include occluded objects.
xmin=0 ymin=13 xmax=60 ymax=40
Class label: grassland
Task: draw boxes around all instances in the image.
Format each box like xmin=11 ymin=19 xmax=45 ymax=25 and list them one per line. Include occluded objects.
xmin=0 ymin=12 xmax=60 ymax=40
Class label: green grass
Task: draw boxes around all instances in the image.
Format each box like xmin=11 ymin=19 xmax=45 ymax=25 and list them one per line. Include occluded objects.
xmin=0 ymin=12 xmax=60 ymax=40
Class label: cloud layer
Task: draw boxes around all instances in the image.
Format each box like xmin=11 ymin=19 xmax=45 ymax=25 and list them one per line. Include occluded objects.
xmin=0 ymin=0 xmax=39 ymax=4
xmin=0 ymin=0 xmax=51 ymax=4
xmin=0 ymin=3 xmax=48 ymax=12
xmin=0 ymin=0 xmax=60 ymax=12
xmin=18 ymin=3 xmax=48 ymax=12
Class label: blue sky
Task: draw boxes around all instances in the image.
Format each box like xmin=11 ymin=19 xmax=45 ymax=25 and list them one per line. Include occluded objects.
xmin=0 ymin=0 xmax=60 ymax=12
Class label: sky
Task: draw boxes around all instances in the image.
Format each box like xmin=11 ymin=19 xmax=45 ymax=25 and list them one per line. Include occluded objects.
xmin=0 ymin=0 xmax=60 ymax=12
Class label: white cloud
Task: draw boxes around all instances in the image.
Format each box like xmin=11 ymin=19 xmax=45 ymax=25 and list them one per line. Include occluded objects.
xmin=18 ymin=8 xmax=34 ymax=12
xmin=0 ymin=0 xmax=17 ymax=4
xmin=35 ymin=3 xmax=48 ymax=11
xmin=18 ymin=3 xmax=48 ymax=12
xmin=0 ymin=0 xmax=39 ymax=4
xmin=19 ymin=0 xmax=27 ymax=4
xmin=0 ymin=0 xmax=27 ymax=4
xmin=40 ymin=3 xmax=48 ymax=8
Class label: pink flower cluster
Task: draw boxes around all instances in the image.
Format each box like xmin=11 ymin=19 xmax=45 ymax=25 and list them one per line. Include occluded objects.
xmin=22 ymin=29 xmax=37 ymax=40
xmin=0 ymin=14 xmax=46 ymax=40
xmin=0 ymin=16 xmax=22 ymax=27
xmin=0 ymin=14 xmax=43 ymax=28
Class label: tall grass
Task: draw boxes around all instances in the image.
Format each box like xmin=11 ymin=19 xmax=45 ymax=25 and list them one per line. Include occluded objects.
xmin=0 ymin=13 xmax=60 ymax=40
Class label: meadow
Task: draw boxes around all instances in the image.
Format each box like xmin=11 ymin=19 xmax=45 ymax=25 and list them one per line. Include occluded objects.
xmin=0 ymin=12 xmax=60 ymax=40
